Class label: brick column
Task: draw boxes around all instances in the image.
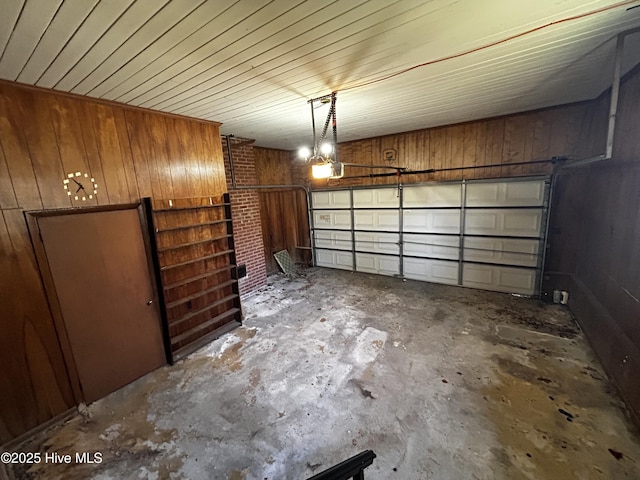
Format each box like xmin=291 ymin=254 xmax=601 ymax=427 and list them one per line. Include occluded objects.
xmin=222 ymin=137 xmax=268 ymax=296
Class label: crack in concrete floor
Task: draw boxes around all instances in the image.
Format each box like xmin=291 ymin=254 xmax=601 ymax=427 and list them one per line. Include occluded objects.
xmin=7 ymin=268 xmax=640 ymax=479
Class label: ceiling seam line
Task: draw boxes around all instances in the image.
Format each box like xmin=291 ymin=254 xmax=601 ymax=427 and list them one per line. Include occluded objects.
xmin=154 ymin=1 xmax=449 ymax=113
xmin=33 ymin=0 xmax=101 ymax=85
xmin=145 ymin=0 xmax=448 ymax=110
xmin=127 ymin=0 xmax=327 ymax=106
xmin=15 ymin=0 xmax=65 ymax=81
xmin=141 ymin=0 xmax=397 ymax=108
xmin=0 ymin=0 xmax=27 ymax=67
xmin=83 ymin=0 xmax=208 ymax=96
xmin=111 ymin=0 xmax=290 ymax=103
xmin=53 ymin=0 xmax=170 ymax=91
xmin=337 ymin=0 xmax=640 ymax=94
xmin=67 ymin=0 xmax=176 ymax=93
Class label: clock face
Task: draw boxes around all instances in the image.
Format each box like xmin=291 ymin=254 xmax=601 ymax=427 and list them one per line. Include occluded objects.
xmin=62 ymin=171 xmax=98 ymax=202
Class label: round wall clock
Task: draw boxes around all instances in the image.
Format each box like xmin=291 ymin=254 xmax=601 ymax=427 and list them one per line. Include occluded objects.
xmin=62 ymin=171 xmax=98 ymax=201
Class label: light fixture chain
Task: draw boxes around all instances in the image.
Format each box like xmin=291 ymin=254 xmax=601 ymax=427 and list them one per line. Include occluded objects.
xmin=331 ymin=92 xmax=337 ymax=160
xmin=317 ymin=97 xmax=334 ymax=149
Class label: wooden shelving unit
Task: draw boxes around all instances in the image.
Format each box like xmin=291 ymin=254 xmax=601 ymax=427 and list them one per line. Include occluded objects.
xmin=144 ymin=194 xmax=242 ymax=363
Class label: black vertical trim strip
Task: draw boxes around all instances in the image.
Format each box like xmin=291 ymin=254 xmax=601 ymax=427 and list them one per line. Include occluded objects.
xmin=398 ymin=184 xmax=404 ymax=278
xmin=142 ymin=197 xmax=174 ymax=365
xmin=350 ymin=188 xmax=356 ymax=271
xmin=224 ymin=192 xmax=243 ymax=323
xmin=458 ymin=180 xmax=467 ymax=286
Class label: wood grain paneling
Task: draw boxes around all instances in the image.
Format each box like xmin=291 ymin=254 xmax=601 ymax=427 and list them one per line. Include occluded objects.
xmin=0 ymin=209 xmax=75 ymax=442
xmin=546 ymin=160 xmax=640 ymax=420
xmin=0 ymin=80 xmax=226 ymax=443
xmin=258 ymin=189 xmax=311 ymax=274
xmin=534 ymin=65 xmax=640 ymax=420
xmin=0 ymin=136 xmax=18 ymax=209
xmin=301 ymin=102 xmax=599 ymax=188
xmin=254 ymin=147 xmax=293 ymax=185
xmin=0 ymin=87 xmax=43 ymax=211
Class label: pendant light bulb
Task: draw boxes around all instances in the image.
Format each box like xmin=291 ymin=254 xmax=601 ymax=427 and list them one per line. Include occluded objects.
xmin=320 ymin=142 xmax=333 ymax=156
xmin=298 ymin=146 xmax=312 ymax=159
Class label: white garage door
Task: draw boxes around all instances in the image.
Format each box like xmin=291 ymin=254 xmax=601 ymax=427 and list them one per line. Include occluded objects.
xmin=311 ymin=177 xmax=550 ymax=296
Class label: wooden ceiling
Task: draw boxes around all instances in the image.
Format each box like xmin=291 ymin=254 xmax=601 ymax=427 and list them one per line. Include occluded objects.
xmin=1 ymin=0 xmax=640 ymax=150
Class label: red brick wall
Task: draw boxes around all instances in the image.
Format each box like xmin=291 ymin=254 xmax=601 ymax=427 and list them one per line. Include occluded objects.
xmin=222 ymin=137 xmax=268 ymax=296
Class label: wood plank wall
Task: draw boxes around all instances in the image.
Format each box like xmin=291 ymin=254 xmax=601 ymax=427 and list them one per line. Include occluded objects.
xmin=254 ymin=147 xmax=311 ymax=274
xmin=0 ymin=81 xmax=227 ymax=443
xmin=545 ymin=65 xmax=640 ymax=420
xmin=254 ymin=147 xmax=293 ymax=186
xmin=257 ymin=189 xmax=311 ymax=273
xmin=301 ymin=101 xmax=603 ymax=188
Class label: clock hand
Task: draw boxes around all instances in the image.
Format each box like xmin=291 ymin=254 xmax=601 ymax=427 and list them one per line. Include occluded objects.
xmin=71 ymin=178 xmax=87 ymax=193
xmin=70 ymin=177 xmax=85 ymax=193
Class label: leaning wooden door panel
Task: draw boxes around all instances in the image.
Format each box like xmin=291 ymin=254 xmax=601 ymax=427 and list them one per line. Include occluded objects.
xmin=38 ymin=208 xmax=165 ymax=403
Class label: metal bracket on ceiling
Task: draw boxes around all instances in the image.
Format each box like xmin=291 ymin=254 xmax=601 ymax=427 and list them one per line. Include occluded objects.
xmin=307 ymin=94 xmax=332 ymax=104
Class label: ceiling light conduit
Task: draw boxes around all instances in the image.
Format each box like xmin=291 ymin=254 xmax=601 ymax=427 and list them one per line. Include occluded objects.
xmin=560 ymin=26 xmax=638 ymax=169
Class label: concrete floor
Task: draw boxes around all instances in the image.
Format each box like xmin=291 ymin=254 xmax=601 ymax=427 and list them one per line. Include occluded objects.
xmin=5 ymin=268 xmax=640 ymax=479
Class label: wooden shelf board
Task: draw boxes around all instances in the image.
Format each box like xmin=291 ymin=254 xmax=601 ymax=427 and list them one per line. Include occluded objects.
xmin=155 ymin=219 xmax=230 ymax=233
xmin=169 ymin=294 xmax=239 ymax=328
xmin=166 ymin=281 xmax=238 ymax=309
xmin=171 ymin=320 xmax=241 ymax=362
xmin=162 ymin=265 xmax=237 ymax=290
xmin=160 ymin=249 xmax=234 ymax=271
xmin=170 ymin=307 xmax=241 ymax=346
xmin=153 ymin=203 xmax=230 ymax=213
xmin=157 ymin=235 xmax=232 ymax=253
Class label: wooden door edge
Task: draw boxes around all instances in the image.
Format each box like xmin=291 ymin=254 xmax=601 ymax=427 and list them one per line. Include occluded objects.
xmin=24 ymin=212 xmax=85 ymax=405
xmin=139 ymin=199 xmax=173 ymax=365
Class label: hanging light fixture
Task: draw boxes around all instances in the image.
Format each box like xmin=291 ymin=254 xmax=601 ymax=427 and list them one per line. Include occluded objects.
xmin=298 ymin=92 xmax=343 ymax=179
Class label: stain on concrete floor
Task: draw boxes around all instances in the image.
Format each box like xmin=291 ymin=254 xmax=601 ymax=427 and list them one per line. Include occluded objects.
xmin=5 ymin=268 xmax=640 ymax=479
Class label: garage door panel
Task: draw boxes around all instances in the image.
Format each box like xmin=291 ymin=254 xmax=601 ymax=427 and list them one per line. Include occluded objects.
xmin=403 ymin=184 xmax=461 ymax=207
xmin=356 ymin=253 xmax=399 ymax=276
xmin=464 ymin=237 xmax=539 ymax=267
xmin=314 ymin=210 xmax=352 ymax=230
xmin=465 ymin=209 xmax=542 ymax=237
xmin=353 ymin=188 xmax=399 ymax=208
xmin=355 ymin=232 xmax=399 ymax=255
xmin=315 ymin=249 xmax=353 ymax=270
xmin=466 ymin=180 xmax=545 ymax=207
xmin=404 ymin=209 xmax=460 ymax=234
xmin=403 ymin=257 xmax=459 ymax=284
xmin=354 ymin=210 xmax=399 ymax=231
xmin=312 ymin=177 xmax=548 ymax=296
xmin=462 ymin=263 xmax=536 ymax=295
xmin=312 ymin=190 xmax=350 ymax=208
xmin=314 ymin=230 xmax=352 ymax=251
xmin=403 ymin=233 xmax=459 ymax=260
xmin=504 ymin=213 xmax=541 ymax=233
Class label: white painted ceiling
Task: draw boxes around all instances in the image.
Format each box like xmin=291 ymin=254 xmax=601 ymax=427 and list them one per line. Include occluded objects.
xmin=1 ymin=0 xmax=640 ymax=150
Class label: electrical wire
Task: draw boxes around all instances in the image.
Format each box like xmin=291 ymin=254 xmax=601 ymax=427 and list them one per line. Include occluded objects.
xmin=338 ymin=0 xmax=640 ymax=93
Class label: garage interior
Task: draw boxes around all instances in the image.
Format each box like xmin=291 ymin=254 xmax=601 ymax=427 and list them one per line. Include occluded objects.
xmin=1 ymin=1 xmax=640 ymax=479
